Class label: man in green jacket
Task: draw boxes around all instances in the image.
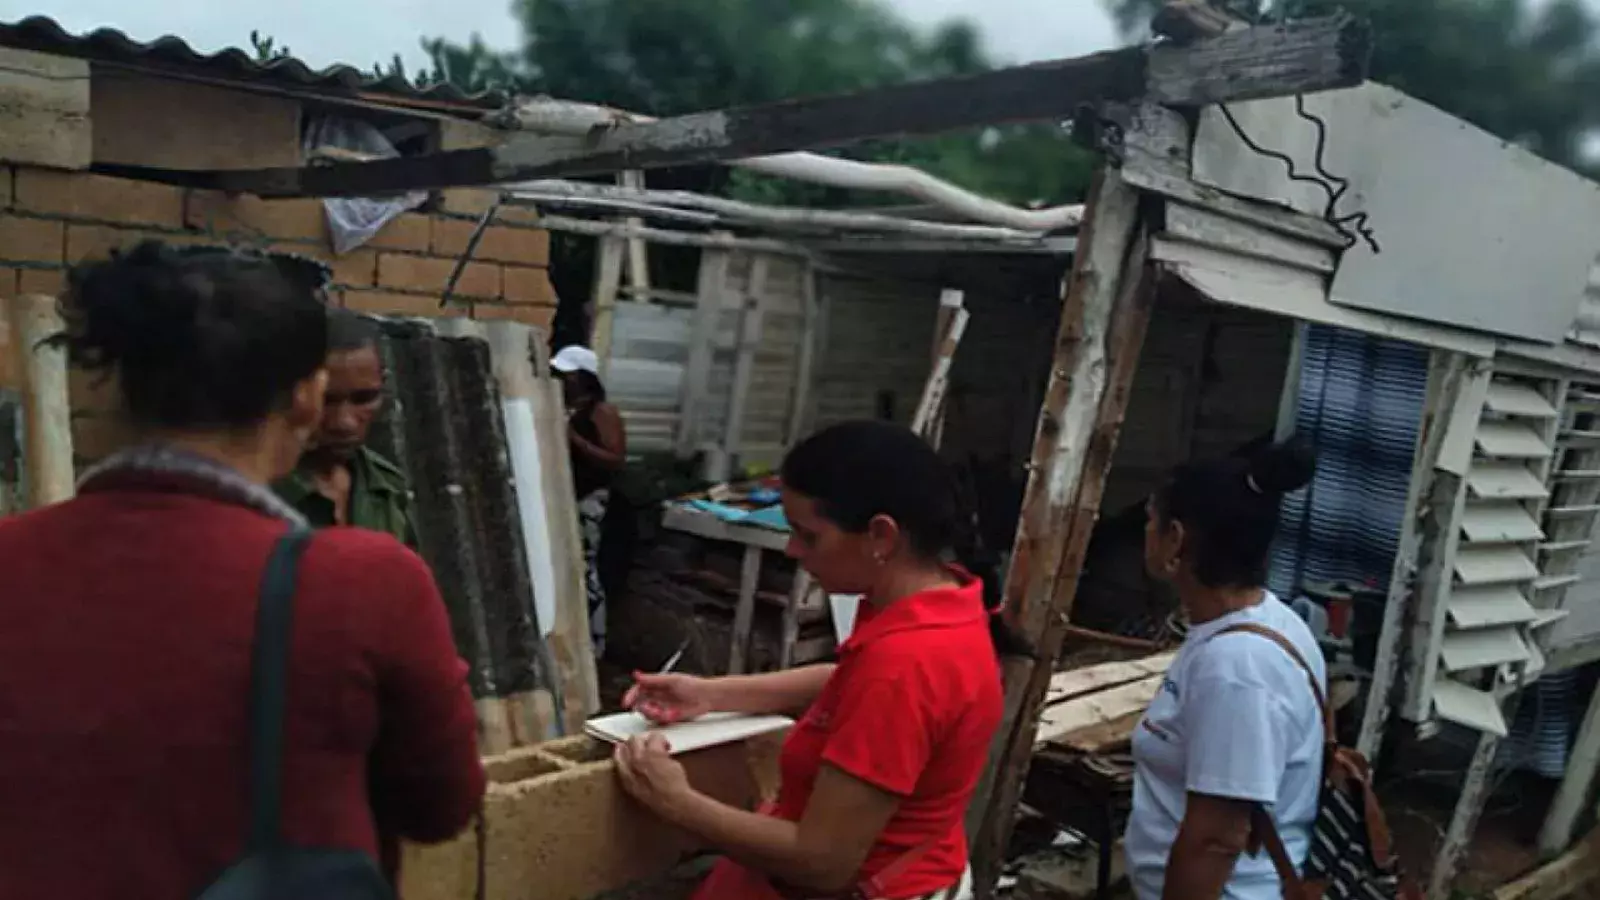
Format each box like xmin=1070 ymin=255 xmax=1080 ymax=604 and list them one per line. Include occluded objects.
xmin=275 ymin=310 xmax=418 ymax=549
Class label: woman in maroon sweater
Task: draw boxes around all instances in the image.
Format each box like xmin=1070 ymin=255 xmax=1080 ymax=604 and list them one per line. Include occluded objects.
xmin=0 ymin=242 xmax=485 ymax=897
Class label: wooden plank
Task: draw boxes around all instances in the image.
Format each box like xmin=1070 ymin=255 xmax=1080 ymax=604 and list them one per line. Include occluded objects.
xmin=1446 ymin=584 xmax=1537 ymax=630
xmin=1360 ymin=352 xmax=1478 ymax=757
xmin=1036 ymin=675 xmax=1162 ymax=746
xmin=588 ymin=235 xmax=626 ymax=379
xmin=99 ymin=17 xmax=1372 ymax=198
xmin=1486 ymin=380 xmax=1559 ymax=418
xmin=1497 ymin=833 xmax=1600 ymax=900
xmin=728 ymin=545 xmax=763 ymax=675
xmin=1460 ymin=503 xmax=1545 ymax=543
xmin=968 ymin=168 xmax=1156 ymax=888
xmin=778 ymin=570 xmax=813 ymax=670
xmin=1043 ymin=652 xmax=1177 ymax=706
xmin=659 ymin=504 xmax=791 ymax=553
xmin=785 ymin=265 xmax=821 ymax=446
xmin=1430 ymin=730 xmax=1504 ymax=899
xmin=6 ymin=295 xmax=74 ymax=508
xmin=1468 ymin=461 xmax=1549 ymax=501
xmin=721 ymin=255 xmax=768 ymax=467
xmin=1538 ymin=685 xmax=1600 ymax=855
xmin=1399 ymin=359 xmax=1491 ymax=723
xmin=1053 ymin=710 xmax=1146 ymax=754
xmin=911 ymin=307 xmax=969 ymax=437
xmin=676 ymin=247 xmax=732 ymax=456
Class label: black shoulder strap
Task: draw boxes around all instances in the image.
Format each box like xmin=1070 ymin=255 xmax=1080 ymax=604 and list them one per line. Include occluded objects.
xmin=246 ymin=526 xmax=314 ymax=852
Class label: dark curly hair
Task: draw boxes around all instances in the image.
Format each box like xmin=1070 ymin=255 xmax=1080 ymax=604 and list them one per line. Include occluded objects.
xmin=54 ymin=240 xmax=329 ymax=431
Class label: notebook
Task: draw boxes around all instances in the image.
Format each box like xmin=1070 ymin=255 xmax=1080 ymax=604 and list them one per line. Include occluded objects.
xmin=583 ymin=710 xmax=793 ymax=755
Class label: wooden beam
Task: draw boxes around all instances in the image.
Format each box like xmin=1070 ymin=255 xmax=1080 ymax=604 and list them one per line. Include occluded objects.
xmin=588 ymin=234 xmax=625 ymax=378
xmin=1355 ymin=351 xmax=1479 ymax=759
xmin=967 ymin=168 xmax=1156 ymax=894
xmin=1431 ymin=730 xmax=1503 ymax=900
xmin=1495 ymin=831 xmax=1600 ymax=900
xmin=95 ymin=16 xmax=1371 ymax=199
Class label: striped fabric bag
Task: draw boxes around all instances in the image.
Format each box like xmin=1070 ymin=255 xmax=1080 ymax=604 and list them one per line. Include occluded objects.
xmin=1217 ymin=624 xmax=1423 ymax=900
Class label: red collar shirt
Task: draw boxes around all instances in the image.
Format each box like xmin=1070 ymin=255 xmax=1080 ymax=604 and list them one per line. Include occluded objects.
xmin=770 ymin=577 xmax=1003 ymax=898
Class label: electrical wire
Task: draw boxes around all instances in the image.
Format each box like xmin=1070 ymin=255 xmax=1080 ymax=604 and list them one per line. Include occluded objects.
xmin=1215 ymin=99 xmax=1381 ymax=254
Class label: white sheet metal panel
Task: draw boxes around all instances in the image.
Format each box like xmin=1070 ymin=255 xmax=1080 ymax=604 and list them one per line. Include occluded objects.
xmin=1447 ymin=584 xmax=1537 ymax=630
xmin=1440 ymin=627 xmax=1531 ymax=672
xmin=1432 ymin=678 xmax=1509 ymax=737
xmin=1485 ymin=381 xmax=1559 ymax=419
xmin=1475 ymin=420 xmax=1555 ymax=459
xmin=1193 ymin=83 xmax=1600 ymax=344
xmin=1453 ymin=545 xmax=1540 ymax=586
xmin=1460 ymin=503 xmax=1545 ymax=544
xmin=607 ymin=301 xmax=694 ymax=454
xmin=1467 ymin=461 xmax=1549 ymax=501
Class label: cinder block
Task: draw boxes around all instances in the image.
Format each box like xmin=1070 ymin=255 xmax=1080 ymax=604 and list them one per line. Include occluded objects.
xmin=378 ymin=253 xmax=500 ymax=299
xmin=367 ymin=214 xmax=432 ymax=253
xmin=342 ymin=289 xmax=467 ymax=320
xmin=432 ymin=220 xmax=551 ymax=267
xmin=185 ymin=191 xmax=326 ymax=243
xmin=401 ymin=733 xmax=783 ymax=900
xmin=0 ymin=215 xmax=64 ymax=264
xmin=14 ymin=168 xmax=185 ymax=227
xmin=502 ymin=266 xmax=557 ymax=306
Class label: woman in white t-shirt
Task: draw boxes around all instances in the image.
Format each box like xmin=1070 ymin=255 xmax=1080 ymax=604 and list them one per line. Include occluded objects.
xmin=1124 ymin=436 xmax=1326 ymax=900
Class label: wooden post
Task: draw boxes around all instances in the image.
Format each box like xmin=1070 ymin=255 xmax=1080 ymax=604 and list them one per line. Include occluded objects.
xmin=911 ymin=303 xmax=969 ymax=440
xmin=1431 ymin=730 xmax=1502 ymax=899
xmin=6 ymin=294 xmax=74 ymax=508
xmin=720 ymin=254 xmax=769 ymax=474
xmin=1355 ymin=352 xmax=1480 ymax=758
xmin=677 ymin=246 xmax=731 ymax=457
xmin=785 ymin=264 xmax=821 ymax=447
xmin=1539 ymin=681 xmax=1600 ymax=856
xmin=588 ymin=235 xmax=625 ymax=378
xmin=619 ymin=170 xmax=652 ymax=296
xmin=967 ymin=169 xmax=1154 ymax=892
xmin=729 ymin=545 xmax=763 ymax=675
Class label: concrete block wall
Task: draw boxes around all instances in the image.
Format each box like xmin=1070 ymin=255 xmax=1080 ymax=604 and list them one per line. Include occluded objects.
xmin=0 ymin=163 xmax=558 ymax=467
xmin=402 ymin=732 xmax=783 ymax=900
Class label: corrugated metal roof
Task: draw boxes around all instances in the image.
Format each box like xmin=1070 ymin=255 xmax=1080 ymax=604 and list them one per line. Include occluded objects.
xmin=0 ymin=15 xmax=506 ymax=113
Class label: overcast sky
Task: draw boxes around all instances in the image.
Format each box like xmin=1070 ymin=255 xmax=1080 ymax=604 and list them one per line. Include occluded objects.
xmin=4 ymin=0 xmax=1120 ymax=75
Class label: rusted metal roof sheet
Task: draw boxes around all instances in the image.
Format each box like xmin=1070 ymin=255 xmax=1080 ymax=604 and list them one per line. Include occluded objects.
xmin=0 ymin=15 xmax=506 ymax=113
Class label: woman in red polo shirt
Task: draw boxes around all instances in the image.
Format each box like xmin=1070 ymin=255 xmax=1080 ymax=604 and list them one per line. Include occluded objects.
xmin=615 ymin=420 xmax=1028 ymax=900
xmin=0 ymin=242 xmax=484 ymax=898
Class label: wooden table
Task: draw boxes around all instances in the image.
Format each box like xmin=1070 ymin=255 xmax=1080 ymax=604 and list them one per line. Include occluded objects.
xmin=661 ymin=504 xmax=820 ymax=673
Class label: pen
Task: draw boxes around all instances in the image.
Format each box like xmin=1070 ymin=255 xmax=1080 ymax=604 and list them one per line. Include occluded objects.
xmin=658 ymin=636 xmax=690 ymax=675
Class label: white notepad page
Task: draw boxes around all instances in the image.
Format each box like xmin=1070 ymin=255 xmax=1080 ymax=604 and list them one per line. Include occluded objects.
xmin=584 ymin=710 xmax=793 ymax=755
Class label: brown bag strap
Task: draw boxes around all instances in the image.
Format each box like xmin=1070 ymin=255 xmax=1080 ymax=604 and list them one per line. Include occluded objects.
xmin=1212 ymin=622 xmax=1335 ymax=744
xmin=1210 ymin=622 xmax=1331 ymax=898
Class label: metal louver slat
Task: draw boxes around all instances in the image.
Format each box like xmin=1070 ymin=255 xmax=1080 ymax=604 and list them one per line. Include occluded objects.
xmin=1476 ymin=420 xmax=1556 ymax=459
xmin=1440 ymin=627 xmax=1530 ymax=672
xmin=1459 ymin=503 xmax=1545 ymax=543
xmin=1432 ymin=678 xmax=1509 ymax=737
xmin=1446 ymin=584 xmax=1537 ymax=629
xmin=1467 ymin=461 xmax=1549 ymax=501
xmin=1485 ymin=380 xmax=1558 ymax=418
xmin=1453 ymin=545 xmax=1541 ymax=585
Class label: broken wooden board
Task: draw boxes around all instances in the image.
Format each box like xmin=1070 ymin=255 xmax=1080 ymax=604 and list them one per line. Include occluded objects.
xmin=1493 ymin=831 xmax=1600 ymax=900
xmin=1043 ymin=652 xmax=1176 ymax=706
xmin=1032 ymin=652 xmax=1174 ymax=751
xmin=1037 ymin=676 xmax=1164 ymax=748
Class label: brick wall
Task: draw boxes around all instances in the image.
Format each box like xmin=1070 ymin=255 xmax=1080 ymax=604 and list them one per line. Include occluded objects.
xmin=0 ymin=164 xmax=559 ymax=466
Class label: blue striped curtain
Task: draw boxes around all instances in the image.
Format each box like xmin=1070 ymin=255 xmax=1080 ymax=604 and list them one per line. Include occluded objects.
xmin=1268 ymin=324 xmax=1430 ymax=596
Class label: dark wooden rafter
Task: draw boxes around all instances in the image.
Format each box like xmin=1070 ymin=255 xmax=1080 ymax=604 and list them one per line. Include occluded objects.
xmin=95 ymin=15 xmax=1372 ymax=199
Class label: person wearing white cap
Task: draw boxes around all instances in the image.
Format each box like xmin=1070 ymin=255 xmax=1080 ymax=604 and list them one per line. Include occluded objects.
xmin=551 ymin=344 xmax=627 ymax=657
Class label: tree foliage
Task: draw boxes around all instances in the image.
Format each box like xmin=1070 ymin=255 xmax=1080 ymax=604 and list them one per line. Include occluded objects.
xmin=1107 ymin=0 xmax=1600 ymax=171
xmin=418 ymin=0 xmax=1096 ymax=207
